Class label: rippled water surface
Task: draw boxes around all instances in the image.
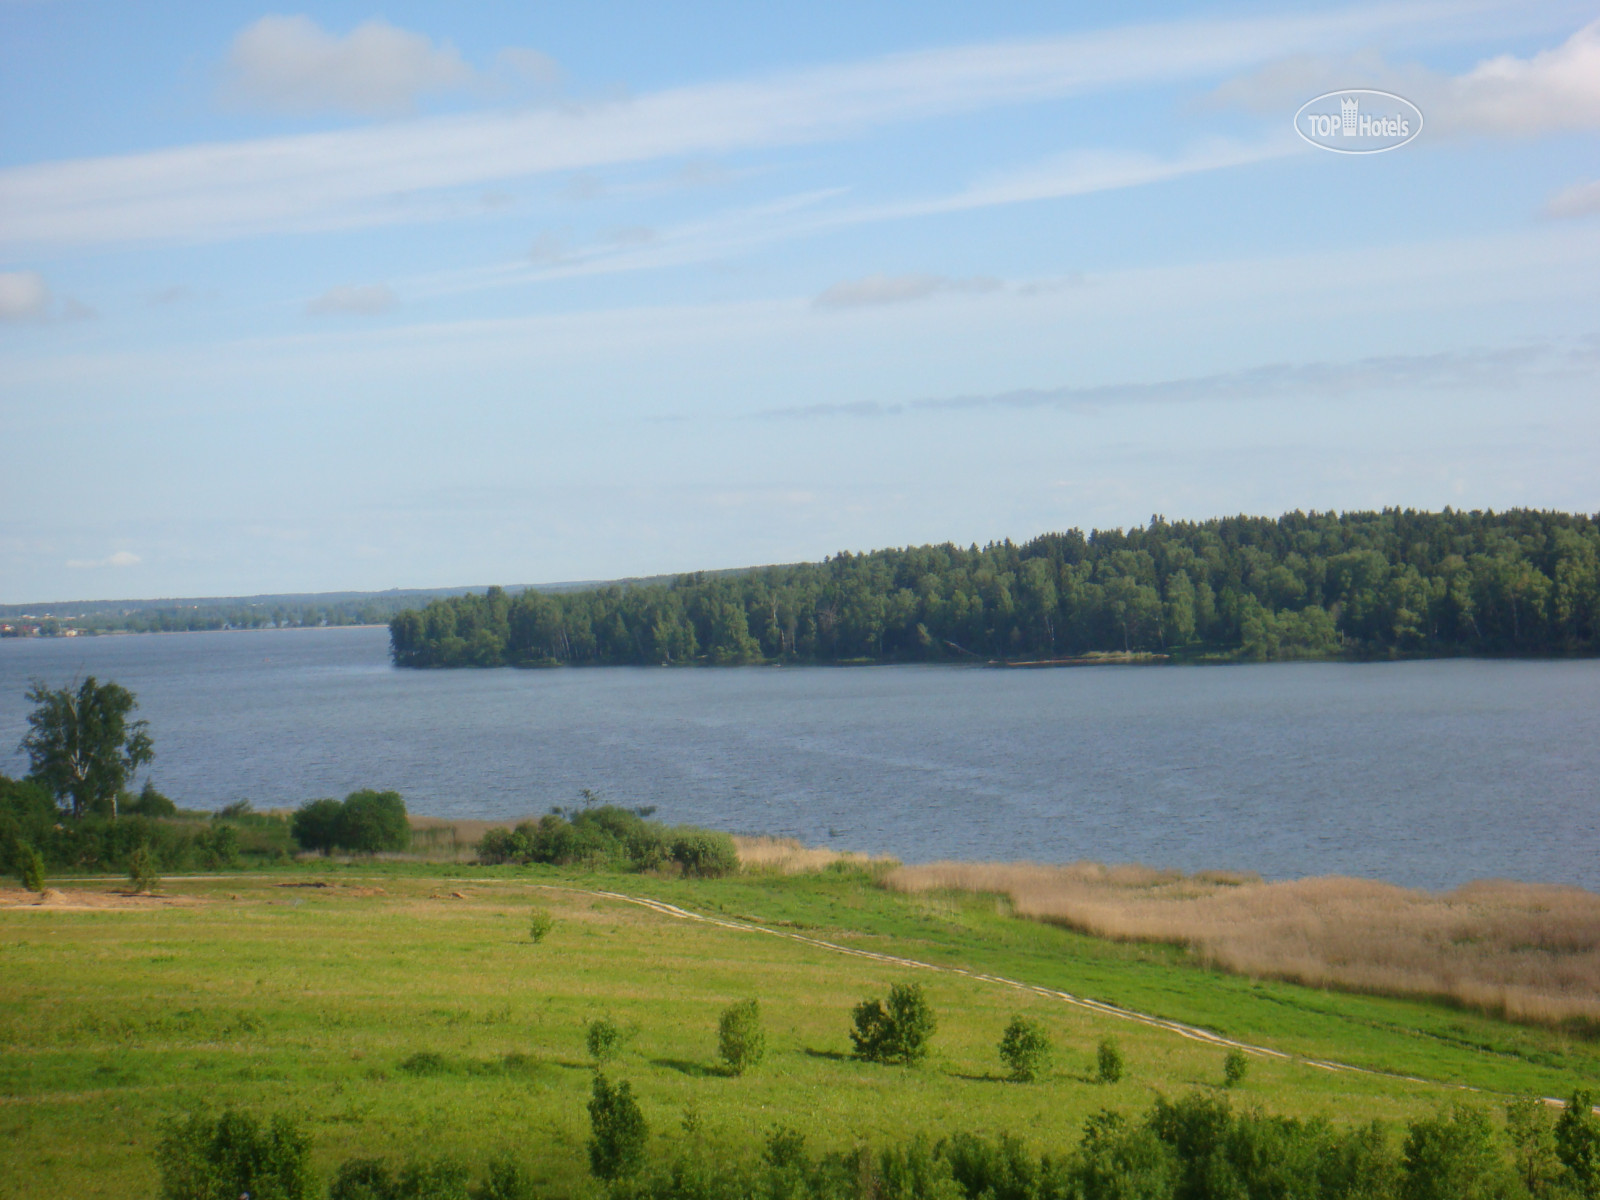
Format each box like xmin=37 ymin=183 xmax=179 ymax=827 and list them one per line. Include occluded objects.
xmin=2 ymin=627 xmax=1596 ymax=891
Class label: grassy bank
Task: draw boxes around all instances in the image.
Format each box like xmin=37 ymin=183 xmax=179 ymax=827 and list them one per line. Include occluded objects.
xmin=4 ymin=863 xmax=1600 ymax=1197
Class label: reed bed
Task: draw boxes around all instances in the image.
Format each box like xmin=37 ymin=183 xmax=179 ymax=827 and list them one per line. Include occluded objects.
xmin=733 ymin=835 xmax=895 ymax=875
xmin=886 ymin=861 xmax=1600 ymax=1031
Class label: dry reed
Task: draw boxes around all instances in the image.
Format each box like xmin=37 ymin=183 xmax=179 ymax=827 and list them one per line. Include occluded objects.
xmin=732 ymin=835 xmax=895 ymax=875
xmin=886 ymin=861 xmax=1600 ymax=1031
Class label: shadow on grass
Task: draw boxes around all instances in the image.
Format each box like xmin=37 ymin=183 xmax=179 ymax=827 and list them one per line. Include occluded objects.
xmin=949 ymin=1071 xmax=1010 ymax=1083
xmin=651 ymin=1057 xmax=730 ymax=1079
xmin=801 ymin=1048 xmax=852 ymax=1062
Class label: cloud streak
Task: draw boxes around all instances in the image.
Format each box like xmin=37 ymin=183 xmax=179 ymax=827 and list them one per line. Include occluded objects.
xmin=758 ymin=341 xmax=1600 ymax=419
xmin=0 ymin=3 xmax=1451 ymax=248
xmin=814 ymin=273 xmax=1001 ymax=309
xmin=306 ymin=284 xmax=398 ymax=315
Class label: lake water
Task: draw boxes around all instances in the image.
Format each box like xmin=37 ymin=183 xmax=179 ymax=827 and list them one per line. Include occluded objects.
xmin=1 ymin=626 xmax=1596 ymax=892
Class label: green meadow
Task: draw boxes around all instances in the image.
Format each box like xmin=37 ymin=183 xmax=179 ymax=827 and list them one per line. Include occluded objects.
xmin=3 ymin=864 xmax=1598 ymax=1198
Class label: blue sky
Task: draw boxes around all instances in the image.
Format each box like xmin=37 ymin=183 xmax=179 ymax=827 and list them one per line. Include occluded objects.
xmin=2 ymin=1 xmax=1598 ymax=602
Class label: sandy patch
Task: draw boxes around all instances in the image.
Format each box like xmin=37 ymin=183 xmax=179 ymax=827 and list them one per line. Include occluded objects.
xmin=0 ymin=887 xmax=203 ymax=911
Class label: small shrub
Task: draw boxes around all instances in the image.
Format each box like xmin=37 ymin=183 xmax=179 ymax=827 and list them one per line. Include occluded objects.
xmin=397 ymin=1050 xmax=449 ymax=1076
xmin=1224 ymin=1049 xmax=1249 ymax=1087
xmin=851 ymin=982 xmax=936 ymax=1065
xmin=128 ymin=842 xmax=160 ymax=893
xmin=670 ymin=830 xmax=740 ymax=878
xmin=16 ymin=842 xmax=44 ymax=891
xmin=395 ymin=1158 xmax=469 ymax=1200
xmin=475 ymin=1155 xmax=536 ymax=1200
xmin=329 ymin=1158 xmax=395 ymax=1200
xmin=1096 ymin=1037 xmax=1123 ymax=1084
xmin=587 ymin=1074 xmax=648 ymax=1181
xmin=717 ymin=998 xmax=765 ymax=1075
xmin=998 ymin=1015 xmax=1052 ymax=1083
xmin=125 ymin=780 xmax=178 ymax=817
xmin=528 ymin=907 xmax=554 ymax=943
xmin=586 ymin=1017 xmax=625 ymax=1064
xmin=155 ymin=1108 xmax=315 ymax=1200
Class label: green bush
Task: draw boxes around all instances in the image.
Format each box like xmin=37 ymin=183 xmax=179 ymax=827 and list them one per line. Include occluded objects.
xmin=290 ymin=797 xmax=343 ymax=854
xmin=670 ymin=830 xmax=740 ymax=878
xmin=474 ymin=1156 xmax=536 ymax=1200
xmin=1095 ymin=1037 xmax=1123 ymax=1084
xmin=289 ymin=791 xmax=408 ymax=855
xmin=397 ymin=1051 xmax=449 ymax=1076
xmin=851 ymin=982 xmax=936 ymax=1066
xmin=155 ymin=1108 xmax=315 ymax=1200
xmin=329 ymin=1158 xmax=394 ymax=1200
xmin=15 ymin=842 xmax=44 ymax=891
xmin=997 ymin=1015 xmax=1052 ymax=1083
xmin=1555 ymin=1089 xmax=1600 ymax=1198
xmin=124 ymin=780 xmax=178 ymax=817
xmin=586 ymin=1017 xmax=626 ymax=1064
xmin=128 ymin=842 xmax=160 ymax=893
xmin=1224 ymin=1048 xmax=1249 ymax=1087
xmin=528 ymin=907 xmax=554 ymax=943
xmin=587 ymin=1074 xmax=648 ymax=1181
xmin=717 ymin=998 xmax=765 ymax=1075
xmin=1401 ymin=1103 xmax=1521 ymax=1200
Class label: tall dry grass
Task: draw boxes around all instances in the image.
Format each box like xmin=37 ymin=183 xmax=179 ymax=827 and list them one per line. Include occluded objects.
xmin=733 ymin=835 xmax=895 ymax=875
xmin=887 ymin=861 xmax=1600 ymax=1031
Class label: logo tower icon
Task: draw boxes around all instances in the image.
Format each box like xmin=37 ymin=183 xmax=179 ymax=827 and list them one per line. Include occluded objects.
xmin=1341 ymin=96 xmax=1359 ymax=134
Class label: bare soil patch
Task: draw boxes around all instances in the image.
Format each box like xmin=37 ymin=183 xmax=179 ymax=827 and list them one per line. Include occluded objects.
xmin=0 ymin=887 xmax=203 ymax=911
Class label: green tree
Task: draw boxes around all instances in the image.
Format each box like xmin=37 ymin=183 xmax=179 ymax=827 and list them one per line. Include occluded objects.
xmin=1224 ymin=1049 xmax=1249 ymax=1087
xmin=1506 ymin=1096 xmax=1569 ymax=1199
xmin=127 ymin=842 xmax=160 ymax=893
xmin=587 ymin=1074 xmax=648 ymax=1181
xmin=21 ymin=676 xmax=153 ymax=819
xmin=1096 ymin=1037 xmax=1124 ymax=1084
xmin=997 ymin=1015 xmax=1052 ymax=1082
xmin=155 ymin=1108 xmax=315 ymax=1200
xmin=1401 ymin=1105 xmax=1521 ymax=1200
xmin=528 ymin=907 xmax=555 ymax=943
xmin=586 ymin=1017 xmax=625 ymax=1064
xmin=16 ymin=842 xmax=44 ymax=891
xmin=850 ymin=982 xmax=936 ymax=1065
xmin=290 ymin=798 xmax=343 ymax=854
xmin=336 ymin=790 xmax=410 ymax=854
xmin=1555 ymin=1090 xmax=1600 ymax=1199
xmin=717 ymin=998 xmax=765 ymax=1076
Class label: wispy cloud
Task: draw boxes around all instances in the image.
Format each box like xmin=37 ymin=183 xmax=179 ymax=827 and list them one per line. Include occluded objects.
xmin=1548 ymin=178 xmax=1600 ymax=219
xmin=0 ymin=270 xmax=50 ymax=320
xmin=306 ymin=284 xmax=398 ymax=315
xmin=758 ymin=341 xmax=1600 ymax=419
xmin=0 ymin=3 xmax=1453 ymax=248
xmin=66 ymin=550 xmax=140 ymax=569
xmin=814 ymin=273 xmax=1001 ymax=309
xmin=1214 ymin=18 xmax=1600 ymax=138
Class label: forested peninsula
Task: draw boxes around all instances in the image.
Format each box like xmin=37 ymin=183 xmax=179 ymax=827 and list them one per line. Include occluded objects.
xmin=388 ymin=509 xmax=1600 ymax=668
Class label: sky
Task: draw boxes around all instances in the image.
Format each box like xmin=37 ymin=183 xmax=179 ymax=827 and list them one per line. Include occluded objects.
xmin=2 ymin=1 xmax=1598 ymax=602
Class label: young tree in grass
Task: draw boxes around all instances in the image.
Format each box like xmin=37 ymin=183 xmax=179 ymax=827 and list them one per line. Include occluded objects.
xmin=127 ymin=843 xmax=160 ymax=894
xmin=15 ymin=843 xmax=44 ymax=892
xmin=1223 ymin=1049 xmax=1249 ymax=1087
xmin=22 ymin=676 xmax=152 ymax=820
xmin=528 ymin=907 xmax=555 ymax=943
xmin=587 ymin=1075 xmax=648 ymax=1181
xmin=850 ymin=982 xmax=936 ymax=1065
xmin=998 ymin=1015 xmax=1052 ymax=1082
xmin=1555 ymin=1089 xmax=1600 ymax=1198
xmin=587 ymin=1017 xmax=625 ymax=1064
xmin=155 ymin=1108 xmax=315 ymax=1200
xmin=717 ymin=998 xmax=765 ymax=1075
xmin=1096 ymin=1037 xmax=1124 ymax=1084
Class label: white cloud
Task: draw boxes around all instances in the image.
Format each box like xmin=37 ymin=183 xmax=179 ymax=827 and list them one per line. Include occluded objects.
xmin=1547 ymin=178 xmax=1600 ymax=219
xmin=0 ymin=270 xmax=50 ymax=319
xmin=306 ymin=283 xmax=398 ymax=315
xmin=1445 ymin=19 xmax=1600 ymax=135
xmin=1214 ymin=19 xmax=1600 ymax=138
xmin=1 ymin=3 xmax=1451 ymax=247
xmin=66 ymin=550 xmax=141 ymax=569
xmin=222 ymin=15 xmax=475 ymax=115
xmin=814 ymin=273 xmax=1001 ymax=309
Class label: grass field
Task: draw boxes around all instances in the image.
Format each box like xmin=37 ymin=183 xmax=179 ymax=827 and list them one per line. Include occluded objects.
xmin=3 ymin=864 xmax=1599 ymax=1198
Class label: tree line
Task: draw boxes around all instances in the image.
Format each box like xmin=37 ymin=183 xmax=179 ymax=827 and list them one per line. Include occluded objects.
xmin=388 ymin=509 xmax=1600 ymax=668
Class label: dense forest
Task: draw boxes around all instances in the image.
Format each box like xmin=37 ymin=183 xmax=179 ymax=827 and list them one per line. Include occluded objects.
xmin=388 ymin=509 xmax=1600 ymax=668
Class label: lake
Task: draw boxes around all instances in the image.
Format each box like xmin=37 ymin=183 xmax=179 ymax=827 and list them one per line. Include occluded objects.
xmin=1 ymin=626 xmax=1595 ymax=891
